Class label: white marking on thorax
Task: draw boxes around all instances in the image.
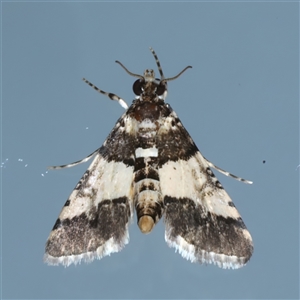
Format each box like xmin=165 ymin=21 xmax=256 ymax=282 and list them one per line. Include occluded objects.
xmin=139 ymin=119 xmax=157 ymax=129
xmin=135 ymin=147 xmax=158 ymax=158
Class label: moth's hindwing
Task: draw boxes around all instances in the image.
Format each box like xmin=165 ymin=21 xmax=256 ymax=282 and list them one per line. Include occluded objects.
xmin=155 ymin=110 xmax=253 ymax=269
xmin=44 ymin=114 xmax=135 ymax=266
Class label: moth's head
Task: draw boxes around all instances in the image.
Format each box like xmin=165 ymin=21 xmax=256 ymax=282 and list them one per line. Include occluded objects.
xmin=82 ymin=48 xmax=191 ymax=111
xmin=116 ymin=47 xmax=191 ymax=102
xmin=132 ymin=69 xmax=168 ymax=100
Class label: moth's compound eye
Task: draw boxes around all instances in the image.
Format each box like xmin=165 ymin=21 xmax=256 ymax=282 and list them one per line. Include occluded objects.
xmin=133 ymin=79 xmax=144 ymax=96
xmin=156 ymin=81 xmax=167 ymax=96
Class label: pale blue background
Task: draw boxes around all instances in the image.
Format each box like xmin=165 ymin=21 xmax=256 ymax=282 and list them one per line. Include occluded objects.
xmin=2 ymin=1 xmax=299 ymax=299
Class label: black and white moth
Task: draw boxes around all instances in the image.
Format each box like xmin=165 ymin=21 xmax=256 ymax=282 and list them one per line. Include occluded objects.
xmin=44 ymin=48 xmax=253 ymax=269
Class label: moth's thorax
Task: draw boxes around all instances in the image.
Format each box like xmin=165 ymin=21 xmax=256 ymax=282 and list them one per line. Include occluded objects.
xmin=129 ymin=100 xmax=172 ymax=148
xmin=129 ymin=98 xmax=170 ymax=123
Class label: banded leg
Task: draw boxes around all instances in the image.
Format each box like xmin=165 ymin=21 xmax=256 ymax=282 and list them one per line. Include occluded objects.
xmin=204 ymin=156 xmax=253 ymax=184
xmin=48 ymin=148 xmax=99 ymax=170
xmin=82 ymin=78 xmax=128 ymax=109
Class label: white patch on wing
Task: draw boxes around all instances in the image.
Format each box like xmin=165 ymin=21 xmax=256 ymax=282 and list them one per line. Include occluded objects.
xmin=157 ymin=115 xmax=175 ymax=135
xmin=159 ymin=153 xmax=241 ymax=219
xmin=135 ymin=147 xmax=158 ymax=158
xmin=58 ymin=153 xmax=134 ymax=220
xmin=124 ymin=115 xmax=139 ymax=135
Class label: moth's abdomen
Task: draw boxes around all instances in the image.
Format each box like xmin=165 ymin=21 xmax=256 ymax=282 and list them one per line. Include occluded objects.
xmin=134 ymin=156 xmax=164 ymax=234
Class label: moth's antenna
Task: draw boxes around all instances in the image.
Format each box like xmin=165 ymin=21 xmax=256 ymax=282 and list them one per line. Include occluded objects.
xmin=115 ymin=61 xmax=143 ymax=79
xmin=163 ymin=66 xmax=192 ymax=83
xmin=149 ymin=47 xmax=192 ymax=82
xmin=149 ymin=47 xmax=165 ymax=80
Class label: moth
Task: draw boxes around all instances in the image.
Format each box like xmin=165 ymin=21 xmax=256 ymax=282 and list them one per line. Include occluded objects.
xmin=44 ymin=47 xmax=253 ymax=269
